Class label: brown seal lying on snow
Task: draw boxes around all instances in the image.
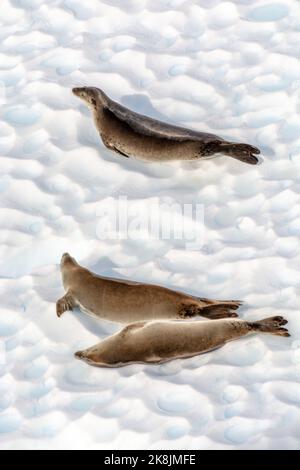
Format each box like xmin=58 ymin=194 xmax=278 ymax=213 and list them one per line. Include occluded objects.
xmin=75 ymin=315 xmax=289 ymax=367
xmin=72 ymin=87 xmax=260 ymax=165
xmin=56 ymin=253 xmax=242 ymax=323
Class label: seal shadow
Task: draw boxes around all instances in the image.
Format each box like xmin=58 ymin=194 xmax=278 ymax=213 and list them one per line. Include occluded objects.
xmin=72 ymin=307 xmax=120 ymax=338
xmin=121 ymin=93 xmax=175 ymax=123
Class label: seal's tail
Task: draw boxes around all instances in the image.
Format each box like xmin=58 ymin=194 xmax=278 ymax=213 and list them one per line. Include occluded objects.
xmin=200 ymin=300 xmax=242 ymax=319
xmin=250 ymin=316 xmax=290 ymax=337
xmin=181 ymin=300 xmax=242 ymax=320
xmin=219 ymin=141 xmax=260 ymax=165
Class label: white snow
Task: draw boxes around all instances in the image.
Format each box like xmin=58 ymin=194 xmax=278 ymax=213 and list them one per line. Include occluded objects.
xmin=0 ymin=0 xmax=300 ymax=450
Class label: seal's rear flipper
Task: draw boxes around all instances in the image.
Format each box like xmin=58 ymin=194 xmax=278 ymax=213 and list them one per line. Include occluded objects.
xmin=200 ymin=301 xmax=241 ymax=319
xmin=181 ymin=300 xmax=242 ymax=320
xmin=251 ymin=316 xmax=290 ymax=337
xmin=219 ymin=142 xmax=260 ymax=165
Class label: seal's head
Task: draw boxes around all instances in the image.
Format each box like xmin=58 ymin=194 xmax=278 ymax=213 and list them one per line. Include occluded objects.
xmin=60 ymin=252 xmax=78 ymax=268
xmin=60 ymin=253 xmax=79 ymax=290
xmin=72 ymin=87 xmax=101 ymax=108
xmin=75 ymin=348 xmax=101 ymax=366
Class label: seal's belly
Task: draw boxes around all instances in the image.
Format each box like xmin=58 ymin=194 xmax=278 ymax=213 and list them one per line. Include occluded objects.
xmin=99 ymin=112 xmax=201 ymax=161
xmin=113 ymin=135 xmax=200 ymax=162
xmin=101 ymin=291 xmax=179 ymax=322
xmin=75 ymin=280 xmax=183 ymax=323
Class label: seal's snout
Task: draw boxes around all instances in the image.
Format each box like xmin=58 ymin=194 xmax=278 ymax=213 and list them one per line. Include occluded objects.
xmin=61 ymin=252 xmax=70 ymax=263
xmin=75 ymin=350 xmax=84 ymax=359
xmin=72 ymin=87 xmax=85 ymax=97
xmin=60 ymin=252 xmax=77 ymax=268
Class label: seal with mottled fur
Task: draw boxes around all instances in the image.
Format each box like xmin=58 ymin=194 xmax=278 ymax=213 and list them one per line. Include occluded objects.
xmin=56 ymin=253 xmax=242 ymax=323
xmin=75 ymin=316 xmax=289 ymax=367
xmin=72 ymin=87 xmax=260 ymax=165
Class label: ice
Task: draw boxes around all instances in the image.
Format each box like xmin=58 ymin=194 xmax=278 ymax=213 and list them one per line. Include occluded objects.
xmin=0 ymin=309 xmax=25 ymax=336
xmin=41 ymin=52 xmax=80 ymax=74
xmin=20 ymin=379 xmax=55 ymax=401
xmin=208 ymin=2 xmax=239 ymax=28
xmin=0 ymin=123 xmax=16 ymax=154
xmin=222 ymin=385 xmax=245 ymax=404
xmin=24 ymin=412 xmax=67 ymax=438
xmin=280 ymin=120 xmax=300 ymax=141
xmin=0 ymin=0 xmax=299 ymax=451
xmin=157 ymin=388 xmax=197 ymax=414
xmin=4 ymin=106 xmax=42 ymax=127
xmin=166 ymin=422 xmax=189 ymax=439
xmin=168 ymin=64 xmax=187 ymax=76
xmin=14 ymin=0 xmax=44 ymax=8
xmin=224 ymin=420 xmax=268 ymax=445
xmin=113 ymin=36 xmax=136 ymax=53
xmin=70 ymin=391 xmax=114 ymax=412
xmin=0 ymin=392 xmax=14 ymax=410
xmin=247 ymin=4 xmax=289 ymax=22
xmin=23 ymin=357 xmax=49 ymax=380
xmin=0 ymin=410 xmax=22 ymax=434
xmin=64 ymin=0 xmax=96 ymax=20
xmin=273 ymin=383 xmax=300 ymax=405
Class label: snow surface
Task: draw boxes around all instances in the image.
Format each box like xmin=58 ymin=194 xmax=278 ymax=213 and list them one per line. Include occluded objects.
xmin=1 ymin=0 xmax=300 ymax=450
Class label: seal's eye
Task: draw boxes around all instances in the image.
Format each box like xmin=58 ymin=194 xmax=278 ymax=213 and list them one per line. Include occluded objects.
xmin=91 ymin=98 xmax=96 ymax=106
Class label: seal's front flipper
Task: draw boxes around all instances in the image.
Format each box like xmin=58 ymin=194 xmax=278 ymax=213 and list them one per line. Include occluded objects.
xmin=219 ymin=142 xmax=260 ymax=165
xmin=56 ymin=292 xmax=76 ymax=317
xmin=113 ymin=146 xmax=130 ymax=158
xmin=250 ymin=316 xmax=290 ymax=337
